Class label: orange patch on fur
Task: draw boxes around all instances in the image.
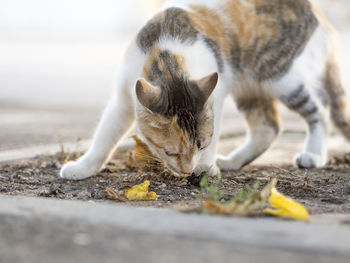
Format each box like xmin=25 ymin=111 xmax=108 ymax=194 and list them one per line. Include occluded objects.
xmin=221 ymin=0 xmax=277 ymax=51
xmin=142 ymin=47 xmax=187 ymax=82
xmin=188 ymin=5 xmax=231 ymax=56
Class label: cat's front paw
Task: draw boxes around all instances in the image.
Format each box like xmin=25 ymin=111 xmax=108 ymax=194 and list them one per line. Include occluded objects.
xmin=216 ymin=154 xmax=243 ymax=171
xmin=295 ymin=152 xmax=325 ymax=169
xmin=193 ymin=164 xmax=220 ymax=177
xmin=60 ymin=161 xmax=98 ymax=180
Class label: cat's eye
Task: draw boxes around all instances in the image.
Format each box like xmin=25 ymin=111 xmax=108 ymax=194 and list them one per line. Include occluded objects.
xmin=164 ymin=150 xmax=179 ymax=157
xmin=197 ymin=140 xmax=207 ymax=151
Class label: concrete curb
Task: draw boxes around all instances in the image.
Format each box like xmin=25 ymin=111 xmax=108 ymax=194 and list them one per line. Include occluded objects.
xmin=1 ymin=195 xmax=350 ymax=254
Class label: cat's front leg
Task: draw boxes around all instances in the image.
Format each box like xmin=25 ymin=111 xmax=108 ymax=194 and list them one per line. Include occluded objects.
xmin=60 ymin=73 xmax=135 ymax=180
xmin=60 ymin=95 xmax=135 ymax=180
xmin=216 ymin=99 xmax=280 ymax=171
xmin=190 ymin=130 xmax=220 ymax=177
xmin=193 ymin=148 xmax=220 ymax=177
xmin=193 ymin=95 xmax=225 ymax=177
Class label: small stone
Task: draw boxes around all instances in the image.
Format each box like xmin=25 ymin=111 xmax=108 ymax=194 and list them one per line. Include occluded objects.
xmin=76 ymin=191 xmax=92 ymax=200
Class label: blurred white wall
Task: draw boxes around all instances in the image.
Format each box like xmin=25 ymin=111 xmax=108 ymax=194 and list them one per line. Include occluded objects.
xmin=0 ymin=0 xmax=162 ymax=33
xmin=313 ymin=0 xmax=350 ymax=30
xmin=0 ymin=0 xmax=347 ymax=31
xmin=0 ymin=0 xmax=349 ymax=108
xmin=0 ymin=0 xmax=165 ymax=107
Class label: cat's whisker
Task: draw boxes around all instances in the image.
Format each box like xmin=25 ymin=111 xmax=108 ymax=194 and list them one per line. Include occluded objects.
xmin=135 ymin=152 xmax=163 ymax=162
xmin=134 ymin=151 xmax=160 ymax=159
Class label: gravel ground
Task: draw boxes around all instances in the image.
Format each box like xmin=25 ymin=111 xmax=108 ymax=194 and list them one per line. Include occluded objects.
xmin=1 ymin=149 xmax=350 ymax=216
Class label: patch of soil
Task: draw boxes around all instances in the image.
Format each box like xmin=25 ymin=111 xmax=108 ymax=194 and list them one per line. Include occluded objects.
xmin=0 ymin=151 xmax=350 ymax=214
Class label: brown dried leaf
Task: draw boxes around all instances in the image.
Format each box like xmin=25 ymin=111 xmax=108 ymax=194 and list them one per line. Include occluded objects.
xmin=132 ymin=136 xmax=163 ymax=171
xmin=125 ymin=151 xmax=137 ymax=169
xmin=201 ymin=179 xmax=278 ymax=216
xmin=102 ymin=188 xmax=127 ymax=202
xmin=202 ymin=200 xmax=237 ymax=215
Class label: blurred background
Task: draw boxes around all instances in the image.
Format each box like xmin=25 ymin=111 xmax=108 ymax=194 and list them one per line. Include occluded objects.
xmin=0 ymin=0 xmax=350 ymax=160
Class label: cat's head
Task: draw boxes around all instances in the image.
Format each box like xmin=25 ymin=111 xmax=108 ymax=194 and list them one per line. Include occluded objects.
xmin=135 ymin=72 xmax=218 ymax=174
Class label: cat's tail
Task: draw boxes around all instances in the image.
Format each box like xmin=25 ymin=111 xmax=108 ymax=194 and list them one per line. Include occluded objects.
xmin=324 ymin=55 xmax=350 ymax=140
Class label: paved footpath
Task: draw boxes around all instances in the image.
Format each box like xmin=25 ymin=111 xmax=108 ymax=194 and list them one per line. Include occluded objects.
xmin=1 ymin=195 xmax=350 ymax=263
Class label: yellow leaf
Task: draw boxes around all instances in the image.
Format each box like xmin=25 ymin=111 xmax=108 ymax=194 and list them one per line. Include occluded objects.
xmin=264 ymin=188 xmax=310 ymax=221
xmin=124 ymin=180 xmax=158 ymax=201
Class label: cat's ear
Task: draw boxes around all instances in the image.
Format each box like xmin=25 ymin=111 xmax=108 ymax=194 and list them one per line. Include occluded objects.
xmin=136 ymin=78 xmax=161 ymax=110
xmin=197 ymin=72 xmax=218 ymax=101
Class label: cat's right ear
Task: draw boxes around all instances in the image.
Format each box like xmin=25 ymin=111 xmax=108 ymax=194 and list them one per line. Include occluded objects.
xmin=136 ymin=78 xmax=161 ymax=110
xmin=197 ymin=72 xmax=219 ymax=101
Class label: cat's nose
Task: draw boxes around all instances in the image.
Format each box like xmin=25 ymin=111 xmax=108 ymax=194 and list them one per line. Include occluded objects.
xmin=180 ymin=163 xmax=194 ymax=174
xmin=167 ymin=160 xmax=193 ymax=174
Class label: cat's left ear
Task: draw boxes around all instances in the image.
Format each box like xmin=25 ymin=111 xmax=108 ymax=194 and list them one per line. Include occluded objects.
xmin=197 ymin=72 xmax=218 ymax=101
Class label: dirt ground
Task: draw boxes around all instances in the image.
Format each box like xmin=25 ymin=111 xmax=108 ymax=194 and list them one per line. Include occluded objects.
xmin=0 ymin=149 xmax=350 ymax=215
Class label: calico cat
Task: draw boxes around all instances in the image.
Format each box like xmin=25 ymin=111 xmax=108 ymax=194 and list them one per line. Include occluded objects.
xmin=60 ymin=0 xmax=349 ymax=180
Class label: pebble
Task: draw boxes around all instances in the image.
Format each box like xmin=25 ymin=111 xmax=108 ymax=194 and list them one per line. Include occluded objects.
xmin=77 ymin=191 xmax=92 ymax=199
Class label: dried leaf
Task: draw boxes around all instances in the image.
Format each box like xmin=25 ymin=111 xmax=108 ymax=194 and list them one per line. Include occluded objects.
xmin=102 ymin=188 xmax=127 ymax=202
xmin=263 ymin=188 xmax=310 ymax=221
xmin=103 ymin=164 xmax=120 ymax=173
xmin=202 ymin=200 xmax=237 ymax=215
xmin=131 ymin=136 xmax=163 ymax=171
xmin=125 ymin=151 xmax=137 ymax=169
xmin=124 ymin=180 xmax=158 ymax=201
xmin=198 ymin=178 xmax=310 ymax=220
xmin=201 ymin=179 xmax=278 ymax=216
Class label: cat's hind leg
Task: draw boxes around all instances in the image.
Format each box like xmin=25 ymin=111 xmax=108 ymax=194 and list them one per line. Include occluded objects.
xmin=280 ymin=85 xmax=328 ymax=168
xmin=324 ymin=56 xmax=350 ymax=141
xmin=216 ymin=97 xmax=280 ymax=171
